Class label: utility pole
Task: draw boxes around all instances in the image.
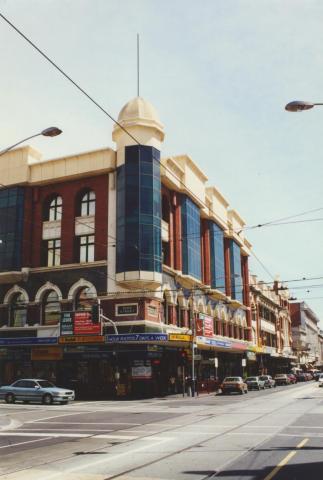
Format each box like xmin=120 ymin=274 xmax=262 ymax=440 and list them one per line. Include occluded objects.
xmin=190 ymin=297 xmax=196 ymax=397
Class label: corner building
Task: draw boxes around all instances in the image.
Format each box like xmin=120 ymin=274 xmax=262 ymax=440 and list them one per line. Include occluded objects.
xmin=0 ymin=97 xmax=253 ymax=398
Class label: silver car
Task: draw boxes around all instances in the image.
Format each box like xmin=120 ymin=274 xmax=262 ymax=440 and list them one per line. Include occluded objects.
xmin=0 ymin=379 xmax=75 ymax=405
xmin=245 ymin=376 xmax=266 ymax=391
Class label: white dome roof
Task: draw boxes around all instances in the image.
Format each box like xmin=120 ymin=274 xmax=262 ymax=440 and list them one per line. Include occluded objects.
xmin=118 ymin=97 xmax=161 ymax=123
xmin=113 ymin=97 xmax=164 ymax=141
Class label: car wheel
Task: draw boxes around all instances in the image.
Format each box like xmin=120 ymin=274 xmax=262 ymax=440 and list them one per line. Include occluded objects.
xmin=5 ymin=393 xmax=15 ymax=404
xmin=42 ymin=393 xmax=53 ymax=405
xmin=240 ymin=389 xmax=244 ymax=395
xmin=245 ymin=389 xmax=248 ymax=394
xmin=258 ymin=386 xmax=260 ymax=391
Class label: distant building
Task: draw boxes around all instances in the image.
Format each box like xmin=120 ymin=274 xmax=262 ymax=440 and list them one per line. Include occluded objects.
xmin=249 ymin=276 xmax=293 ymax=375
xmin=290 ymin=302 xmax=320 ymax=368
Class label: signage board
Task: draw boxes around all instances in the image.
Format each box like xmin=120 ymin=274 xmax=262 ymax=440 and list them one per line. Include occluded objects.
xmin=60 ymin=311 xmax=100 ymax=337
xmin=169 ymin=334 xmax=192 ymax=342
xmin=0 ymin=337 xmax=57 ymax=346
xmin=204 ymin=316 xmax=214 ymax=337
xmin=196 ymin=317 xmax=204 ymax=336
xmin=242 ymin=358 xmax=247 ymax=367
xmin=131 ymin=366 xmax=152 ymax=379
xmin=74 ymin=311 xmax=100 ymax=335
xmin=196 ymin=336 xmax=232 ymax=349
xmin=31 ymin=346 xmax=63 ymax=361
xmin=59 ymin=335 xmax=104 ymax=344
xmin=214 ymin=357 xmax=219 ymax=368
xmin=106 ymin=333 xmax=168 ymax=343
xmin=246 ymin=351 xmax=257 ymax=361
xmin=115 ymin=303 xmax=138 ymax=316
xmin=60 ymin=312 xmax=74 ymax=336
xmin=197 ymin=313 xmax=214 ymax=337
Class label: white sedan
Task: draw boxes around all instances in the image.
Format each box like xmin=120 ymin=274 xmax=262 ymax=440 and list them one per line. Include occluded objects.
xmin=318 ymin=374 xmax=323 ymax=387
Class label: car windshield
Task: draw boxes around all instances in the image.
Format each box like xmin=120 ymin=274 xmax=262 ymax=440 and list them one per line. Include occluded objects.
xmin=259 ymin=376 xmax=268 ymax=380
xmin=246 ymin=377 xmax=258 ymax=381
xmin=275 ymin=374 xmax=285 ymax=378
xmin=224 ymin=377 xmax=240 ymax=382
xmin=37 ymin=380 xmax=55 ymax=388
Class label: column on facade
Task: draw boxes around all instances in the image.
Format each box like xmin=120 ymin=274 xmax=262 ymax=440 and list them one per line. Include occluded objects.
xmin=173 ymin=192 xmax=182 ymax=272
xmin=224 ymin=237 xmax=231 ymax=298
xmin=201 ymin=219 xmax=211 ymax=286
xmin=241 ymin=254 xmax=252 ymax=341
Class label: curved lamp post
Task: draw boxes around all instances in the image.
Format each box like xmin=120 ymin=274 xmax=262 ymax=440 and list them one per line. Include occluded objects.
xmin=0 ymin=127 xmax=62 ymax=157
xmin=285 ymin=101 xmax=323 ymax=112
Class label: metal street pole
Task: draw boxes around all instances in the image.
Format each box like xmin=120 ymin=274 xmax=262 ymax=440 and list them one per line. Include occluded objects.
xmin=0 ymin=127 xmax=62 ymax=157
xmin=190 ymin=300 xmax=196 ymax=397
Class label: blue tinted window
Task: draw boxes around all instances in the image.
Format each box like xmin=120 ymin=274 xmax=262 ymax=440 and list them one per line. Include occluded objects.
xmin=116 ymin=145 xmax=162 ymax=274
xmin=181 ymin=196 xmax=201 ymax=280
xmin=229 ymin=240 xmax=243 ymax=302
xmin=0 ymin=187 xmax=24 ymax=271
xmin=209 ymin=221 xmax=225 ymax=292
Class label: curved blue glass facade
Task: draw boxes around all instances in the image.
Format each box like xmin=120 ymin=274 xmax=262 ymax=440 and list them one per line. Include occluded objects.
xmin=116 ymin=145 xmax=162 ymax=274
xmin=181 ymin=195 xmax=201 ymax=280
xmin=209 ymin=221 xmax=225 ymax=292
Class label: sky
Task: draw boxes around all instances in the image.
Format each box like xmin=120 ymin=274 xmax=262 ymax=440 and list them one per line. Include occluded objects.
xmin=1 ymin=0 xmax=323 ymax=322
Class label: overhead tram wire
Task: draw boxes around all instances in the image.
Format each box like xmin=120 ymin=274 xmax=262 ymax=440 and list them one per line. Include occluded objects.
xmin=2 ymin=12 xmax=323 ymax=242
xmin=1 ymin=13 xmax=321 ymax=291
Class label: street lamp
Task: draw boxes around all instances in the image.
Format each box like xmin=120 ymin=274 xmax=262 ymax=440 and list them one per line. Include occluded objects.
xmin=0 ymin=127 xmax=62 ymax=157
xmin=285 ymin=100 xmax=323 ymax=112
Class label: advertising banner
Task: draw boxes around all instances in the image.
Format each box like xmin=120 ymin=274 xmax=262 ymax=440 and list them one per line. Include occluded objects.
xmin=197 ymin=313 xmax=214 ymax=337
xmin=60 ymin=311 xmax=100 ymax=337
xmin=74 ymin=311 xmax=101 ymax=335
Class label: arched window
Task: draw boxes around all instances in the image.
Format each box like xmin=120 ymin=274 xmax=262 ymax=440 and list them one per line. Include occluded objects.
xmin=75 ymin=285 xmax=96 ymax=311
xmin=48 ymin=196 xmax=62 ymax=221
xmin=9 ymin=293 xmax=27 ymax=327
xmin=42 ymin=291 xmax=61 ymax=325
xmin=80 ymin=191 xmax=96 ymax=217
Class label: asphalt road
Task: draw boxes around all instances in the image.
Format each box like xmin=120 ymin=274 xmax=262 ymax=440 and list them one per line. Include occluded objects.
xmin=0 ymin=381 xmax=322 ymax=479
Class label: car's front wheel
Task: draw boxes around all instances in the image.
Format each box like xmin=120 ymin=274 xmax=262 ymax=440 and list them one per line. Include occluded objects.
xmin=5 ymin=393 xmax=15 ymax=404
xmin=42 ymin=393 xmax=53 ymax=405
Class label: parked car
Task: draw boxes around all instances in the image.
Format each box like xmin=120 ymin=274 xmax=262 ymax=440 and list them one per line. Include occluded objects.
xmin=0 ymin=379 xmax=75 ymax=405
xmin=314 ymin=371 xmax=322 ymax=381
xmin=305 ymin=372 xmax=313 ymax=381
xmin=274 ymin=374 xmax=291 ymax=386
xmin=318 ymin=374 xmax=323 ymax=387
xmin=221 ymin=377 xmax=248 ymax=395
xmin=259 ymin=375 xmax=276 ymax=388
xmin=287 ymin=374 xmax=297 ymax=384
xmin=245 ymin=376 xmax=265 ymax=391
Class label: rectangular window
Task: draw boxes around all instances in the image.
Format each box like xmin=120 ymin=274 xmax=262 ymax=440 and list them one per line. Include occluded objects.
xmin=47 ymin=239 xmax=61 ymax=266
xmin=79 ymin=235 xmax=95 ymax=263
xmin=229 ymin=240 xmax=243 ymax=302
xmin=209 ymin=221 xmax=225 ymax=292
xmin=181 ymin=196 xmax=201 ymax=280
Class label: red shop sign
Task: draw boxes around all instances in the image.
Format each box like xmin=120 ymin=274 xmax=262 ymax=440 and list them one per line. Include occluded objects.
xmin=74 ymin=311 xmax=101 ymax=335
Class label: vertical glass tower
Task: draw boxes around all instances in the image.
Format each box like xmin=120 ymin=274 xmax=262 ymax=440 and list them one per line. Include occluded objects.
xmin=116 ymin=145 xmax=162 ymax=275
xmin=112 ymin=97 xmax=165 ymax=287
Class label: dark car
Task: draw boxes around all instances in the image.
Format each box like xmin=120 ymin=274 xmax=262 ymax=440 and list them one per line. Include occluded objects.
xmin=0 ymin=379 xmax=75 ymax=405
xmin=259 ymin=375 xmax=276 ymax=388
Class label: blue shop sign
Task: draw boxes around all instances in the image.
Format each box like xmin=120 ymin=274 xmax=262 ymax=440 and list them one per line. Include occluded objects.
xmin=197 ymin=336 xmax=232 ymax=349
xmin=0 ymin=337 xmax=58 ymax=346
xmin=106 ymin=333 xmax=168 ymax=343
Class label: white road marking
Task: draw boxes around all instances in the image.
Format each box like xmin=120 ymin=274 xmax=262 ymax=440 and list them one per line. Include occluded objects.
xmin=27 ymin=421 xmax=142 ymax=426
xmin=0 ymin=437 xmax=49 ymax=450
xmin=0 ymin=432 xmax=138 ymax=440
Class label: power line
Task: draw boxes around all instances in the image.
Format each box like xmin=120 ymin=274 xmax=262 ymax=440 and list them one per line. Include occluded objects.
xmin=0 ymin=12 xmax=317 ymax=294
